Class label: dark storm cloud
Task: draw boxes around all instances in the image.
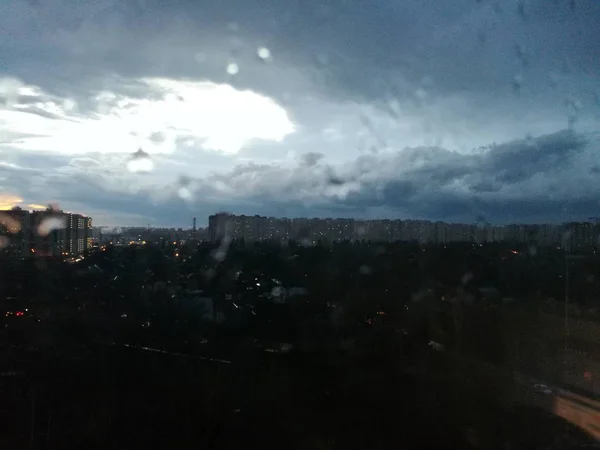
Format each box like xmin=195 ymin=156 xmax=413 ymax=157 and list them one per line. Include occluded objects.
xmin=300 ymin=152 xmax=325 ymax=167
xmin=4 ymin=0 xmax=599 ymax=103
xmin=1 ymin=0 xmax=600 ymax=225
xmin=2 ymin=129 xmax=597 ymax=226
xmin=479 ymin=130 xmax=587 ymax=184
xmin=179 ymin=129 xmax=599 ymax=224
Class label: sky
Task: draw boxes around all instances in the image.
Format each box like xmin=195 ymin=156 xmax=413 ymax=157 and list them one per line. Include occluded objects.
xmin=1 ymin=0 xmax=599 ymax=227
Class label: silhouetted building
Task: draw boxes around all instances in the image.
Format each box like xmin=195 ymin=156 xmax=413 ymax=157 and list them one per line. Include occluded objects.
xmin=30 ymin=210 xmax=92 ymax=257
xmin=207 ymin=213 xmax=600 ymax=247
xmin=0 ymin=207 xmax=32 ymax=256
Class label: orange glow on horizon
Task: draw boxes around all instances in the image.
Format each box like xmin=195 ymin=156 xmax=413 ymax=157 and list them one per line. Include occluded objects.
xmin=0 ymin=194 xmax=23 ymax=210
xmin=27 ymin=204 xmax=47 ymax=210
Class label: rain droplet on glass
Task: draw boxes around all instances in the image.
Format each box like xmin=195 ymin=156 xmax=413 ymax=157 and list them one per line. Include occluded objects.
xmin=0 ymin=213 xmax=21 ymax=233
xmin=359 ymin=265 xmax=372 ymax=275
xmin=177 ymin=187 xmax=192 ymax=200
xmin=461 ymin=272 xmax=473 ymax=285
xmin=213 ymin=250 xmax=227 ymax=261
xmin=271 ymin=286 xmax=283 ymax=297
xmin=38 ymin=216 xmax=67 ymax=237
xmin=126 ymin=149 xmax=154 ymax=174
xmin=63 ymin=99 xmax=76 ymax=111
xmin=257 ymin=47 xmax=272 ymax=61
xmin=178 ymin=174 xmax=192 ymax=187
xmin=517 ymin=0 xmax=527 ymax=20
xmin=315 ymin=53 xmax=329 ymax=67
xmin=226 ymin=22 xmax=239 ymax=33
xmin=226 ymin=62 xmax=239 ymax=76
xmin=511 ymin=75 xmax=523 ymax=95
xmin=177 ymin=175 xmax=193 ymax=200
xmin=300 ymin=237 xmax=312 ymax=247
xmin=415 ymin=88 xmax=428 ymax=101
xmin=514 ymin=44 xmax=529 ymax=67
xmin=204 ymin=268 xmax=216 ymax=280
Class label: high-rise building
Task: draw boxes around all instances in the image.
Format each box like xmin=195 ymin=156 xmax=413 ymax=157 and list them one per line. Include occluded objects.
xmin=209 ymin=213 xmax=233 ymax=242
xmin=30 ymin=209 xmax=92 ymax=257
xmin=0 ymin=207 xmax=32 ymax=256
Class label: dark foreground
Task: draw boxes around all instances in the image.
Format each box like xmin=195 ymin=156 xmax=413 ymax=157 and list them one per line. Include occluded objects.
xmin=0 ymin=342 xmax=597 ymax=450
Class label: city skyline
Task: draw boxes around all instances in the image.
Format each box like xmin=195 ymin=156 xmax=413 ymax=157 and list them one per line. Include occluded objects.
xmin=93 ymin=211 xmax=600 ymax=250
xmin=207 ymin=213 xmax=599 ymax=248
xmin=103 ymin=212 xmax=600 ymax=231
xmin=0 ymin=207 xmax=93 ymax=257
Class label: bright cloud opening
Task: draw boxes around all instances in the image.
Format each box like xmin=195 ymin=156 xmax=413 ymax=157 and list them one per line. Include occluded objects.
xmin=0 ymin=77 xmax=295 ymax=156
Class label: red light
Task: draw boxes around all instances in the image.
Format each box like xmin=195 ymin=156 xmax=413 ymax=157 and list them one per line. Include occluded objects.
xmin=15 ymin=311 xmax=24 ymax=317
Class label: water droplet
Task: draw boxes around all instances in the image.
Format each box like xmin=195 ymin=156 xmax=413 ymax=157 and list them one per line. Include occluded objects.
xmin=0 ymin=213 xmax=21 ymax=233
xmin=213 ymin=250 xmax=227 ymax=261
xmin=385 ymin=97 xmax=402 ymax=119
xmin=177 ymin=187 xmax=192 ymax=200
xmin=514 ymin=44 xmax=529 ymax=67
xmin=564 ymin=96 xmax=582 ymax=114
xmin=517 ymin=0 xmax=527 ymax=20
xmin=315 ymin=53 xmax=329 ymax=67
xmin=204 ymin=268 xmax=216 ymax=280
xmin=211 ymin=234 xmax=232 ymax=262
xmin=257 ymin=47 xmax=272 ymax=61
xmin=194 ymin=52 xmax=207 ymax=64
xmin=300 ymin=152 xmax=324 ymax=167
xmin=359 ymin=265 xmax=372 ymax=275
xmin=511 ymin=75 xmax=523 ymax=95
xmin=226 ymin=62 xmax=239 ymax=76
xmin=226 ymin=22 xmax=240 ymax=33
xmin=38 ymin=216 xmax=66 ymax=236
xmin=126 ymin=149 xmax=154 ymax=174
xmin=461 ymin=272 xmax=473 ymax=285
xmin=300 ymin=237 xmax=312 ymax=247
xmin=181 ymin=175 xmax=192 ymax=185
xmin=415 ymin=88 xmax=428 ymax=102
xmin=63 ymin=99 xmax=76 ymax=111
xmin=229 ymin=37 xmax=244 ymax=54
xmin=271 ymin=286 xmax=283 ymax=297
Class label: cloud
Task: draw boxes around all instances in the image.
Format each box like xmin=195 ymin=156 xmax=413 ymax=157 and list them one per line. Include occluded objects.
xmin=0 ymin=0 xmax=599 ymax=225
xmin=180 ymin=130 xmax=600 ymax=224
xmin=0 ymin=194 xmax=24 ymax=210
xmin=27 ymin=204 xmax=48 ymax=210
xmin=0 ymin=76 xmax=294 ymax=155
